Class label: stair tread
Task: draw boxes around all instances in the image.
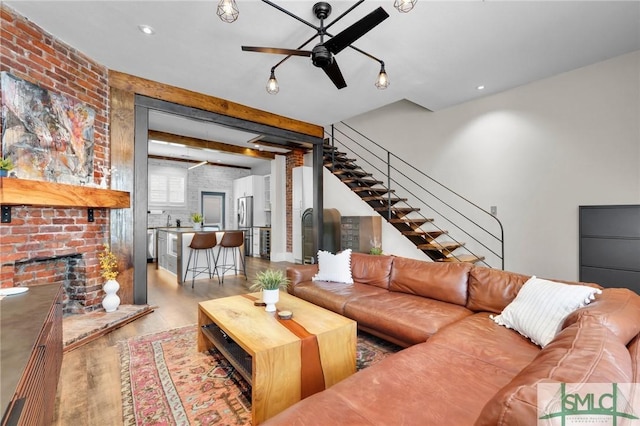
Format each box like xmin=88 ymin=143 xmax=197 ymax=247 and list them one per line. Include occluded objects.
xmin=331 ymin=169 xmax=372 ymax=177
xmin=351 ymin=187 xmax=394 ymax=194
xmin=360 ymin=196 xmax=407 ymax=202
xmin=402 ymin=230 xmax=446 ymax=237
xmin=374 ymin=206 xmax=418 ymax=212
xmin=438 ymin=254 xmax=485 ymax=264
xmin=340 ymin=178 xmax=383 ymax=185
xmin=388 ymin=218 xmax=433 ymax=224
xmin=417 ymin=241 xmax=463 ymax=250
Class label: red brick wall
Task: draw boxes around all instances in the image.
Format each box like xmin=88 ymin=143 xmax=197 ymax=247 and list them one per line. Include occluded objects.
xmin=286 ymin=151 xmax=305 ymax=251
xmin=0 ymin=5 xmax=110 ymax=311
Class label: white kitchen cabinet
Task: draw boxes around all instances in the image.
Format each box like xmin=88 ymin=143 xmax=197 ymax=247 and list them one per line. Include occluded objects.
xmin=264 ymin=175 xmax=271 ymax=211
xmin=252 ymin=227 xmax=261 ymax=257
xmin=292 ymin=166 xmax=313 ymax=263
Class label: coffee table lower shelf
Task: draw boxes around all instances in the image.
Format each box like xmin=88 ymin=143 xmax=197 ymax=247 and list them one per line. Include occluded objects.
xmin=201 ymin=323 xmax=252 ymax=385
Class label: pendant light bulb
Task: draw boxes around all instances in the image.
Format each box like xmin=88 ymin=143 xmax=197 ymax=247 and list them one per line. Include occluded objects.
xmin=266 ymin=70 xmax=279 ymax=95
xmin=375 ymin=64 xmax=389 ymax=90
xmin=394 ymin=0 xmax=417 ymax=13
xmin=217 ymin=0 xmax=239 ymax=23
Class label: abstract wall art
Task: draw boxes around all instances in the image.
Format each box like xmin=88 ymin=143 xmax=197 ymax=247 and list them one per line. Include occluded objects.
xmin=1 ymin=72 xmax=95 ymax=184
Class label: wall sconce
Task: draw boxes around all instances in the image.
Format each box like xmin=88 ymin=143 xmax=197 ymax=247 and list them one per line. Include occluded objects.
xmin=375 ymin=63 xmax=389 ymax=89
xmin=266 ymin=69 xmax=279 ymax=94
xmin=217 ymin=0 xmax=239 ymax=23
xmin=394 ymin=0 xmax=417 ymax=13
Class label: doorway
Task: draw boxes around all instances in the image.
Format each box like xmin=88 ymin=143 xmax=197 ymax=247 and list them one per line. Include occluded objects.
xmin=202 ymin=191 xmax=225 ymax=229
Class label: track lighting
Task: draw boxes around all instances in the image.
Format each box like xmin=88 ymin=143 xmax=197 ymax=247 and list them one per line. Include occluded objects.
xmin=375 ymin=63 xmax=389 ymax=89
xmin=393 ymin=0 xmax=417 ymax=13
xmin=266 ymin=69 xmax=279 ymax=95
xmin=188 ymin=161 xmax=208 ymax=170
xmin=217 ymin=0 xmax=239 ymax=23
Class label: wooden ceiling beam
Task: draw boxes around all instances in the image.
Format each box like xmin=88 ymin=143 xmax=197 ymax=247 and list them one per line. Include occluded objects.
xmin=148 ymin=130 xmax=276 ymax=160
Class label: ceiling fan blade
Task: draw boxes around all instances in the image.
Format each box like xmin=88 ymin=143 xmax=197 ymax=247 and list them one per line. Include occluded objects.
xmin=323 ymin=7 xmax=389 ymax=55
xmin=241 ymin=46 xmax=312 ymax=57
xmin=322 ymin=58 xmax=347 ymax=89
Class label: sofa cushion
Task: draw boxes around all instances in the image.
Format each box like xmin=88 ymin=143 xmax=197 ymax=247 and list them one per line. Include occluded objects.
xmin=389 ymin=257 xmax=471 ymax=306
xmin=350 ymin=252 xmax=394 ymax=289
xmin=312 ymin=249 xmax=353 ymax=283
xmin=475 ymin=316 xmax=634 ymax=426
xmin=563 ymin=287 xmax=640 ymax=345
xmin=343 ymin=292 xmax=472 ymax=346
xmin=467 ymin=266 xmax=530 ymax=313
xmin=427 ymin=313 xmax=540 ymax=374
xmin=264 ymin=340 xmax=519 ymax=426
xmin=290 ymin=280 xmax=387 ymax=314
xmin=492 ymin=276 xmax=601 ymax=347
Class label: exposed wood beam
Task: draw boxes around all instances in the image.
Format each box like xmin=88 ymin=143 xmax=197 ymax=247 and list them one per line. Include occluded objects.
xmin=110 ymin=70 xmax=323 ymax=140
xmin=148 ymin=130 xmax=276 ymax=160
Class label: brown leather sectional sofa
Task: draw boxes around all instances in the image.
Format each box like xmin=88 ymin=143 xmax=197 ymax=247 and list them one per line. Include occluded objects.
xmin=263 ymin=252 xmax=640 ymax=425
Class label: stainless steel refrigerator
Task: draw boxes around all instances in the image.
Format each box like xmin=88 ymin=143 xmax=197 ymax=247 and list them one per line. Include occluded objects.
xmin=237 ymin=196 xmax=253 ymax=255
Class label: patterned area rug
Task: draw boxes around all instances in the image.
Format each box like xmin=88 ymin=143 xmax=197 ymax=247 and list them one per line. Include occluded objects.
xmin=119 ymin=324 xmax=400 ymax=425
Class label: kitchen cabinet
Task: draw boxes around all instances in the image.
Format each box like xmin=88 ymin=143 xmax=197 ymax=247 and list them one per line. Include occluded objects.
xmin=157 ymin=230 xmax=168 ymax=270
xmin=292 ymin=166 xmax=313 ymax=263
xmin=264 ymin=175 xmax=271 ymax=211
xmin=252 ymin=227 xmax=261 ymax=258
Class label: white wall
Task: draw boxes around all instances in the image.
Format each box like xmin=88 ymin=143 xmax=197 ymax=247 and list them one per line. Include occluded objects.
xmin=328 ymin=50 xmax=640 ymax=281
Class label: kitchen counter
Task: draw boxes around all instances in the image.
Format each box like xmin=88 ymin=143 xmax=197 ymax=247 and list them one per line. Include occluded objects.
xmin=156 ymin=228 xmax=246 ymax=284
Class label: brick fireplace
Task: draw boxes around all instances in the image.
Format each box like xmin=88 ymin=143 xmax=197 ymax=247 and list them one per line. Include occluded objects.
xmin=0 ymin=3 xmax=112 ymax=314
xmin=0 ymin=206 xmax=110 ymax=314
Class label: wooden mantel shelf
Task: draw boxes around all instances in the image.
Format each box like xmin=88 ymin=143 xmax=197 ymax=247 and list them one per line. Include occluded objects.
xmin=0 ymin=178 xmax=130 ymax=208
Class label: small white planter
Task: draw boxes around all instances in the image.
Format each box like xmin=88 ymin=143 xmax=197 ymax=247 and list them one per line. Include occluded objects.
xmin=102 ymin=279 xmax=121 ymax=312
xmin=262 ymin=289 xmax=280 ymax=312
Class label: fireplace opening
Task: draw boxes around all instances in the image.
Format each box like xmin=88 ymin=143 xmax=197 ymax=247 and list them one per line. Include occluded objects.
xmin=13 ymin=254 xmax=101 ymax=315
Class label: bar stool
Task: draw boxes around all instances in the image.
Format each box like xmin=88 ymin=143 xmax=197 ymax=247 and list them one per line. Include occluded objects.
xmin=215 ymin=230 xmax=247 ymax=284
xmin=183 ymin=232 xmax=218 ymax=288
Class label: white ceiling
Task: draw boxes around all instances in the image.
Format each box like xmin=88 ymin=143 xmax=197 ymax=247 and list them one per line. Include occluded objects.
xmin=6 ymin=1 xmax=640 ymax=167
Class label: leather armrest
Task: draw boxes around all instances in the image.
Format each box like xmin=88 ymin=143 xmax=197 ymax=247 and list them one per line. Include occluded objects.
xmin=286 ymin=265 xmax=318 ymax=293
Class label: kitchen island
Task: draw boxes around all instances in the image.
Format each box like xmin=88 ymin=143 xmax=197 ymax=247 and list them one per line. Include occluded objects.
xmin=155 ymin=227 xmax=246 ymax=285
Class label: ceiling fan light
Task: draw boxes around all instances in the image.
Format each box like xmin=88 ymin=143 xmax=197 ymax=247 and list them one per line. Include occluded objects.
xmin=375 ymin=66 xmax=389 ymax=90
xmin=393 ymin=0 xmax=417 ymax=13
xmin=217 ymin=0 xmax=239 ymax=23
xmin=266 ymin=70 xmax=279 ymax=95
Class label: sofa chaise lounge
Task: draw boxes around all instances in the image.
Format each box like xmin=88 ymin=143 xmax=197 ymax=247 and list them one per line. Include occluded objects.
xmin=263 ymin=252 xmax=640 ymax=425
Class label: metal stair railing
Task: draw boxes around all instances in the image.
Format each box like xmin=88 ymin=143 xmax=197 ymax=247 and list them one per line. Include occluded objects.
xmin=326 ymin=123 xmax=504 ymax=269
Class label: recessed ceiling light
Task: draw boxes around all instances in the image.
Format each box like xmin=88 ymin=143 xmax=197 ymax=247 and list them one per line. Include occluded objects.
xmin=476 ymin=85 xmax=485 ymax=90
xmin=254 ymin=144 xmax=260 ymax=148
xmin=138 ymin=25 xmax=155 ymax=35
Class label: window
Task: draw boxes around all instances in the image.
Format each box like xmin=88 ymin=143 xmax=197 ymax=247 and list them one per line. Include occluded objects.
xmin=148 ymin=166 xmax=187 ymax=207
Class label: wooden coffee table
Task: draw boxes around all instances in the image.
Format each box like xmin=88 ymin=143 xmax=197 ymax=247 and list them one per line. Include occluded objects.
xmin=197 ymin=291 xmax=357 ymax=424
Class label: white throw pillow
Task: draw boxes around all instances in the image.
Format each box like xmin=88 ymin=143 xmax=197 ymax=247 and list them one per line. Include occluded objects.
xmin=312 ymin=249 xmax=354 ymax=284
xmin=492 ymin=276 xmax=601 ymax=347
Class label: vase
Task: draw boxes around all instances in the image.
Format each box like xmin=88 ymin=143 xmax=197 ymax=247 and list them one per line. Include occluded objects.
xmin=0 ymin=170 xmax=7 ymax=177
xmin=262 ymin=289 xmax=279 ymax=312
xmin=193 ymin=223 xmax=202 ymax=231
xmin=102 ymin=279 xmax=121 ymax=312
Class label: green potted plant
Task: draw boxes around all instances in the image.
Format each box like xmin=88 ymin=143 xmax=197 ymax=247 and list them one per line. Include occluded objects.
xmin=250 ymin=269 xmax=290 ymax=312
xmin=0 ymin=157 xmax=14 ymax=177
xmin=190 ymin=212 xmax=203 ymax=230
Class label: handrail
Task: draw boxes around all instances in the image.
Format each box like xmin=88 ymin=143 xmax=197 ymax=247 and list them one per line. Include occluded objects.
xmin=325 ymin=123 xmax=504 ymax=269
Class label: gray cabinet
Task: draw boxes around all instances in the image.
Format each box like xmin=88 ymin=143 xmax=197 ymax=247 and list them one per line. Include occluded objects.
xmin=157 ymin=230 xmax=168 ymax=270
xmin=579 ymin=205 xmax=640 ymax=293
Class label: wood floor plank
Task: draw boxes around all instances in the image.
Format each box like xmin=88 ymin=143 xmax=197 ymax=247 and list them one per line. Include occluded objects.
xmin=53 ymin=257 xmax=292 ymax=424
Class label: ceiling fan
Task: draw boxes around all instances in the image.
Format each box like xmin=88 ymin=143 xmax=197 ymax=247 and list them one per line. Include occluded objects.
xmin=241 ymin=0 xmax=390 ymax=89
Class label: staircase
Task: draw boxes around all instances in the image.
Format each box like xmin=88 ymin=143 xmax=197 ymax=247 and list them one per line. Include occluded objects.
xmin=325 ymin=124 xmax=504 ymax=268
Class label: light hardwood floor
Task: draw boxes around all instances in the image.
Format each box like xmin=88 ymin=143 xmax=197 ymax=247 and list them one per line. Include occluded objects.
xmin=53 ymin=257 xmax=292 ymax=425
